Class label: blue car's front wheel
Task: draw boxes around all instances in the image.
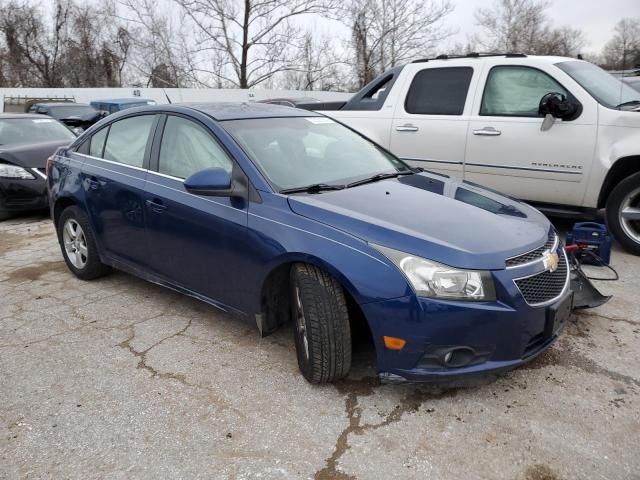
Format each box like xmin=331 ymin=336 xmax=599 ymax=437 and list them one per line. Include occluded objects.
xmin=290 ymin=264 xmax=352 ymax=384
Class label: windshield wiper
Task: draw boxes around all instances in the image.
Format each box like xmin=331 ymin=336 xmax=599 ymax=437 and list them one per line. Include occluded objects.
xmin=280 ymin=183 xmax=345 ymax=194
xmin=346 ymin=171 xmax=414 ymax=188
xmin=616 ymin=100 xmax=640 ymax=109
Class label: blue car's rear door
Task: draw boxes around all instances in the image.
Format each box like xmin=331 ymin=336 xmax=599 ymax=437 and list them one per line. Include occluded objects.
xmin=143 ymin=114 xmax=250 ymax=311
xmin=80 ymin=114 xmax=158 ymax=268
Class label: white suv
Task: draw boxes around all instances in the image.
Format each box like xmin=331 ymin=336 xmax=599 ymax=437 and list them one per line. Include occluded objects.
xmin=307 ymin=54 xmax=640 ymax=254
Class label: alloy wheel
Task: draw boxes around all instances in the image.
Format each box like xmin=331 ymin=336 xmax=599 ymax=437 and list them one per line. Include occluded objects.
xmin=619 ymin=186 xmax=640 ymax=245
xmin=62 ymin=219 xmax=88 ymax=269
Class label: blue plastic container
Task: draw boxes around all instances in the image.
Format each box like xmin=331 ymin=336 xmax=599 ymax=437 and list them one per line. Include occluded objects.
xmin=565 ymin=222 xmax=612 ymax=265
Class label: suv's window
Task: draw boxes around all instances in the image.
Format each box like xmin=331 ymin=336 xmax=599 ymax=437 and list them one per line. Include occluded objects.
xmin=103 ymin=115 xmax=155 ymax=168
xmin=481 ymin=66 xmax=568 ymax=116
xmin=158 ymin=115 xmax=233 ymax=179
xmin=405 ymin=67 xmax=473 ymax=115
xmin=89 ymin=126 xmax=109 ymax=157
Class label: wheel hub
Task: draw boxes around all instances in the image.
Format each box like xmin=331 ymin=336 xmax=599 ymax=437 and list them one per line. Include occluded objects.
xmin=62 ymin=219 xmax=88 ymax=269
xmin=619 ymin=186 xmax=640 ymax=245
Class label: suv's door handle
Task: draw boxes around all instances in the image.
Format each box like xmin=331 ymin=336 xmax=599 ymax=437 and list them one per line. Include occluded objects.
xmin=473 ymin=127 xmax=502 ymax=136
xmin=145 ymin=199 xmax=167 ymax=213
xmin=396 ymin=124 xmax=419 ymax=132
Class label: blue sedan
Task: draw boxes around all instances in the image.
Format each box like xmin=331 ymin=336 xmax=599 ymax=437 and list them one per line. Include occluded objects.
xmin=47 ymin=103 xmax=572 ymax=384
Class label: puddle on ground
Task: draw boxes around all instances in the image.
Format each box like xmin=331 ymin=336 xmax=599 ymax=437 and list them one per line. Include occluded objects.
xmin=525 ymin=463 xmax=560 ymax=480
xmin=0 ymin=229 xmax=54 ymax=255
xmin=5 ymin=261 xmax=66 ymax=282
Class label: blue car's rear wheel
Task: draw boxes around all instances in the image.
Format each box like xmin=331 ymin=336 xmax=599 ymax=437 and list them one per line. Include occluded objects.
xmin=57 ymin=206 xmax=110 ymax=280
xmin=290 ymin=264 xmax=352 ymax=384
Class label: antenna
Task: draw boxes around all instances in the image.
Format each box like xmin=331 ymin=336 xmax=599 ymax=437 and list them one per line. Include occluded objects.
xmin=163 ymin=88 xmax=172 ymax=104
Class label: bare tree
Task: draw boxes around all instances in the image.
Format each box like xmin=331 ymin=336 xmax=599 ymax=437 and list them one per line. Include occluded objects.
xmin=0 ymin=0 xmax=70 ymax=87
xmin=64 ymin=3 xmax=129 ymax=87
xmin=373 ymin=0 xmax=453 ymax=69
xmin=342 ymin=0 xmax=453 ymax=87
xmin=536 ymin=26 xmax=586 ymax=57
xmin=602 ymin=18 xmax=640 ymax=70
xmin=0 ymin=0 xmax=131 ymax=87
xmin=474 ymin=0 xmax=548 ymax=53
xmin=474 ymin=0 xmax=585 ymax=56
xmin=113 ymin=0 xmax=189 ymax=87
xmin=278 ymin=31 xmax=348 ymax=90
xmin=174 ymin=0 xmax=337 ymax=88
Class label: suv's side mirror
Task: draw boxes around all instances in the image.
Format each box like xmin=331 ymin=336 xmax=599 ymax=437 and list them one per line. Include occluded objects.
xmin=538 ymin=92 xmax=580 ymax=131
xmin=184 ymin=167 xmax=233 ymax=196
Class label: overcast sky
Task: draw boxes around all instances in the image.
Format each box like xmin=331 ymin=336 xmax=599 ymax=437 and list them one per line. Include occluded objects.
xmin=445 ymin=0 xmax=640 ymax=54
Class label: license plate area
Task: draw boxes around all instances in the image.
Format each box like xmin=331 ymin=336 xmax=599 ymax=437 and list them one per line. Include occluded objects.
xmin=545 ymin=292 xmax=573 ymax=337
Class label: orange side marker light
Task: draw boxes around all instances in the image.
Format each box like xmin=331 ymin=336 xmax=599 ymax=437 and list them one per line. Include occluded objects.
xmin=383 ymin=336 xmax=406 ymax=350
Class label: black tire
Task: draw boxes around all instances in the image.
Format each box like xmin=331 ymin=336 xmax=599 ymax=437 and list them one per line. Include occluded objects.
xmin=290 ymin=263 xmax=352 ymax=384
xmin=605 ymin=171 xmax=640 ymax=255
xmin=0 ymin=210 xmax=10 ymax=222
xmin=57 ymin=206 xmax=110 ymax=280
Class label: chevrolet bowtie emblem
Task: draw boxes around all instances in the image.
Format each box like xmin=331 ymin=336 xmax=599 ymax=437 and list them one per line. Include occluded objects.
xmin=543 ymin=251 xmax=560 ymax=273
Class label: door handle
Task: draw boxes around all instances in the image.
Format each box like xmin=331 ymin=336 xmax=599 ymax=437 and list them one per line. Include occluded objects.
xmin=473 ymin=127 xmax=502 ymax=136
xmin=145 ymin=199 xmax=167 ymax=213
xmin=86 ymin=176 xmax=101 ymax=190
xmin=396 ymin=124 xmax=419 ymax=132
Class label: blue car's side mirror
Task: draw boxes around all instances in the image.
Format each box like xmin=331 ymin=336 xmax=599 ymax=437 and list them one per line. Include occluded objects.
xmin=184 ymin=167 xmax=233 ymax=196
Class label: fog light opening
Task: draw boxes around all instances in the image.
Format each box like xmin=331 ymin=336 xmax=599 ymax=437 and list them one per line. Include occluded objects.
xmin=442 ymin=347 xmax=476 ymax=368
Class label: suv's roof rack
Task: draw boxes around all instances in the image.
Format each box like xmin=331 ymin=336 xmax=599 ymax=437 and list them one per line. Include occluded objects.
xmin=412 ymin=52 xmax=527 ymax=63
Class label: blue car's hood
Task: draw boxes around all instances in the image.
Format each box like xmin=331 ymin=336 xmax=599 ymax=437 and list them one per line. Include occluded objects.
xmin=287 ymin=173 xmax=551 ymax=270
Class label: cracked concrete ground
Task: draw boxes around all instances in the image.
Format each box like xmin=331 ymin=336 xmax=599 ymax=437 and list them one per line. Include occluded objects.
xmin=1 ymin=214 xmax=639 ymax=480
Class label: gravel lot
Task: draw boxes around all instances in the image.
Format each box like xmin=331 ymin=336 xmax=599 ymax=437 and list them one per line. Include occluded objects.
xmin=1 ymin=214 xmax=639 ymax=480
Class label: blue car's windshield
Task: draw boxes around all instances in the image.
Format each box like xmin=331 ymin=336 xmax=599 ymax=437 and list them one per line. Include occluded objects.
xmin=222 ymin=116 xmax=409 ymax=191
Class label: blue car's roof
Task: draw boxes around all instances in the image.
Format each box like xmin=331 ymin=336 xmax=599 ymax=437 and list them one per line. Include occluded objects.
xmin=179 ymin=102 xmax=321 ymax=121
xmin=99 ymin=102 xmax=321 ymax=121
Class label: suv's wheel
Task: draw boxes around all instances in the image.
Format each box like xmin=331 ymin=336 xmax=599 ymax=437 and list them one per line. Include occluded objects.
xmin=606 ymin=172 xmax=640 ymax=255
xmin=290 ymin=263 xmax=352 ymax=384
xmin=57 ymin=206 xmax=110 ymax=280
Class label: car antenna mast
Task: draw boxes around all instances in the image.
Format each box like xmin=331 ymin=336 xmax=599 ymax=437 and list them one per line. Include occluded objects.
xmin=163 ymin=88 xmax=172 ymax=104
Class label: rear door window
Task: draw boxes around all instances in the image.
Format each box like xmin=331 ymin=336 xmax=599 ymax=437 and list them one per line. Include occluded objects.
xmin=405 ymin=67 xmax=473 ymax=115
xmin=103 ymin=115 xmax=156 ymax=168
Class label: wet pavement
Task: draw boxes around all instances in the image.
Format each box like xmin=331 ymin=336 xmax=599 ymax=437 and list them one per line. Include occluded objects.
xmin=1 ymin=214 xmax=638 ymax=479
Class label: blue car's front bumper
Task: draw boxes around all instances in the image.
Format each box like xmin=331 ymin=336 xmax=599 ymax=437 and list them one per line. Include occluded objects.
xmin=361 ymin=267 xmax=571 ymax=383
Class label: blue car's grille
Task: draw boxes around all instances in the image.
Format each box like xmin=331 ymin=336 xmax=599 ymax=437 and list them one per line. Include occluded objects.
xmin=506 ymin=228 xmax=557 ymax=268
xmin=514 ymin=251 xmax=569 ymax=306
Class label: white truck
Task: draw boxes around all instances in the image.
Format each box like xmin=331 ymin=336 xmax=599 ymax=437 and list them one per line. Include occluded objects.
xmin=301 ymin=53 xmax=640 ymax=254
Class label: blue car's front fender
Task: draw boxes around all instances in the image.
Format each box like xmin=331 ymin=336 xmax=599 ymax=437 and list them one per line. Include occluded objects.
xmin=242 ymin=194 xmax=413 ymax=316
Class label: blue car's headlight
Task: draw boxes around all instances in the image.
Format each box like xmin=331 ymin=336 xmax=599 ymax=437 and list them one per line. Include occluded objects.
xmin=370 ymin=243 xmax=496 ymax=301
